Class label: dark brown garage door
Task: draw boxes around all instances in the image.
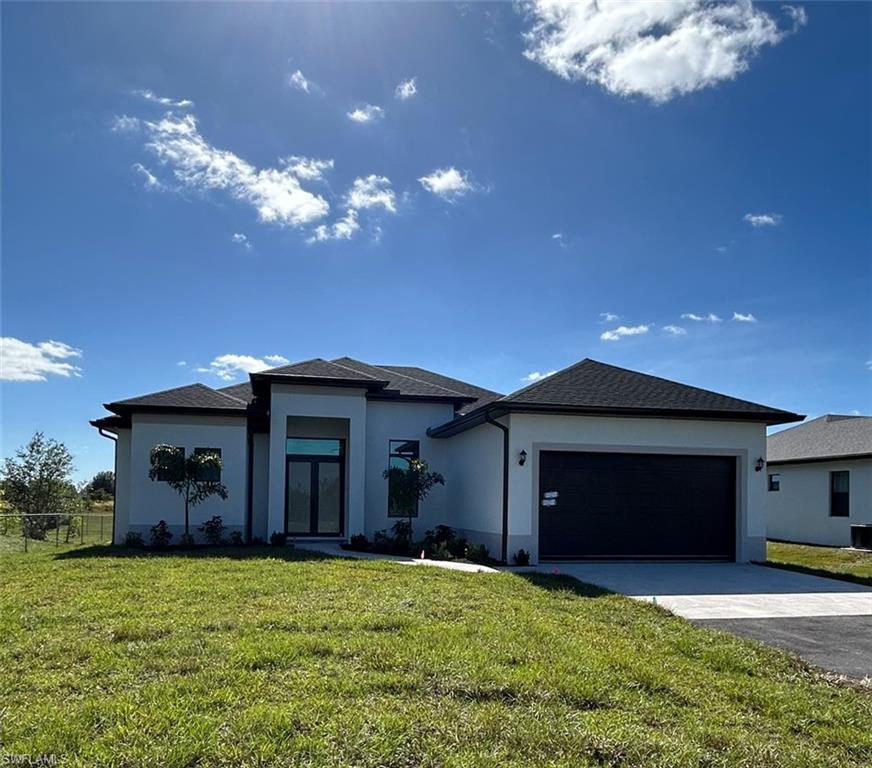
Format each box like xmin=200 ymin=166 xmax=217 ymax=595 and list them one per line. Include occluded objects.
xmin=539 ymin=451 xmax=736 ymax=560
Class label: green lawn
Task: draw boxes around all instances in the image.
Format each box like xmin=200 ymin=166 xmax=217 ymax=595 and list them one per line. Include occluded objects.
xmin=2 ymin=547 xmax=871 ymax=767
xmin=767 ymin=540 xmax=872 ymax=587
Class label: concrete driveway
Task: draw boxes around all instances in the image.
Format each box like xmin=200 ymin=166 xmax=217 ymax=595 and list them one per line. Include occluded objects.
xmin=540 ymin=562 xmax=872 ymax=679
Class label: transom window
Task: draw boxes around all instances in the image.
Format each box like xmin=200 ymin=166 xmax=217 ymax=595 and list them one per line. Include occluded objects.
xmin=286 ymin=438 xmax=342 ymax=457
xmin=768 ymin=473 xmax=780 ymax=492
xmin=387 ymin=439 xmax=420 ymax=518
xmin=830 ymin=471 xmax=849 ymax=517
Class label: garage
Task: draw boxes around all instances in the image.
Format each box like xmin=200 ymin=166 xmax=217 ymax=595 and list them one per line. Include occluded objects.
xmin=539 ymin=451 xmax=736 ymax=560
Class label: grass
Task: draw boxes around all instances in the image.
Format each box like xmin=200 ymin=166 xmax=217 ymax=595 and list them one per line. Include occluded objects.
xmin=1 ymin=547 xmax=871 ymax=767
xmin=0 ymin=504 xmax=113 ymax=555
xmin=766 ymin=540 xmax=872 ymax=587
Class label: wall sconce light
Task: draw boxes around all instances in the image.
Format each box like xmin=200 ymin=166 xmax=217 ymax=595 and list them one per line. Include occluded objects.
xmin=518 ymin=449 xmax=527 ymax=466
xmin=755 ymin=457 xmax=765 ymax=472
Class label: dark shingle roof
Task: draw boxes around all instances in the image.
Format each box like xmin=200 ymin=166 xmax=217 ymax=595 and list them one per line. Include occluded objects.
xmin=498 ymin=359 xmax=800 ymax=421
xmin=217 ymin=381 xmax=254 ymax=403
xmin=378 ymin=364 xmax=502 ymax=413
xmin=768 ymin=414 xmax=872 ymax=463
xmin=256 ymin=358 xmax=387 ymax=385
xmin=107 ymin=383 xmax=248 ymax=413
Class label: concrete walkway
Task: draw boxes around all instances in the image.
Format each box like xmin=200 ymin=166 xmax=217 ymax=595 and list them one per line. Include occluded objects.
xmin=300 ymin=541 xmax=499 ymax=573
xmin=538 ymin=562 xmax=872 ymax=619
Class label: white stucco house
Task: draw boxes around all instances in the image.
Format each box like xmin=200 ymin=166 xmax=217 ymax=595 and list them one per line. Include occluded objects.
xmin=766 ymin=415 xmax=872 ymax=547
xmin=91 ymin=357 xmax=801 ymax=563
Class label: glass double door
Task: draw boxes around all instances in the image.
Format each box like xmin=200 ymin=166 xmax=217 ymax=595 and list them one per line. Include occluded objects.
xmin=285 ymin=455 xmax=343 ymax=536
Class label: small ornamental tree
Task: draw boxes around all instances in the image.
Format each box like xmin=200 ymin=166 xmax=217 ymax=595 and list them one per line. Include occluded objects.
xmin=382 ymin=458 xmax=444 ymax=542
xmin=148 ymin=445 xmax=227 ymax=538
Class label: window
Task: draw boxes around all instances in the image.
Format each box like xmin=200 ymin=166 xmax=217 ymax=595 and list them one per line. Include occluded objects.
xmin=155 ymin=446 xmax=185 ymax=482
xmin=193 ymin=448 xmax=222 ymax=482
xmin=286 ymin=438 xmax=342 ymax=456
xmin=830 ymin=471 xmax=850 ymax=517
xmin=387 ymin=439 xmax=419 ymax=518
xmin=768 ymin=473 xmax=780 ymax=492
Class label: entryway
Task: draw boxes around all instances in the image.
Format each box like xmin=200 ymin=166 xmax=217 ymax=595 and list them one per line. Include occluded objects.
xmin=285 ymin=438 xmax=344 ymax=536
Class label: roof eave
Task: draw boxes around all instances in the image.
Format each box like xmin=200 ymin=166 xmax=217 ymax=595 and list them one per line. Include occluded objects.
xmin=104 ymin=403 xmax=248 ymax=418
xmin=250 ymin=372 xmax=389 ymax=391
xmin=767 ymin=452 xmax=872 ymax=466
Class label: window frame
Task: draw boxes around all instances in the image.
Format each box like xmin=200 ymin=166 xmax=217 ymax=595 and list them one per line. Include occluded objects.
xmin=767 ymin=473 xmax=780 ymax=492
xmin=193 ymin=447 xmax=222 ymax=482
xmin=387 ymin=439 xmax=420 ymax=519
xmin=155 ymin=446 xmax=185 ymax=482
xmin=829 ymin=470 xmax=850 ymax=517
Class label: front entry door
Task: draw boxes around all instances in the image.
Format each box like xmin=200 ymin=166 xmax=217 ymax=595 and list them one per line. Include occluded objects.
xmin=285 ymin=440 xmax=344 ymax=536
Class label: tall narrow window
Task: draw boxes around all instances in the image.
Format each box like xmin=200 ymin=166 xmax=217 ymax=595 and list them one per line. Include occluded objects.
xmin=194 ymin=448 xmax=222 ymax=482
xmin=156 ymin=446 xmax=185 ymax=482
xmin=387 ymin=440 xmax=419 ymax=518
xmin=768 ymin=473 xmax=780 ymax=492
xmin=830 ymin=471 xmax=849 ymax=517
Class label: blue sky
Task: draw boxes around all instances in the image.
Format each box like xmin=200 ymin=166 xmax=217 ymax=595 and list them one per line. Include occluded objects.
xmin=2 ymin=2 xmax=870 ymax=482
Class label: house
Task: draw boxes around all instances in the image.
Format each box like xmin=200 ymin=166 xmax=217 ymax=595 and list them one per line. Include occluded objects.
xmin=766 ymin=415 xmax=872 ymax=547
xmin=91 ymin=357 xmax=802 ymax=563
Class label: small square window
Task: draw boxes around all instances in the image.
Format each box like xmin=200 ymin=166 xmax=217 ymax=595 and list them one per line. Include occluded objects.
xmin=193 ymin=448 xmax=222 ymax=482
xmin=156 ymin=446 xmax=185 ymax=482
xmin=768 ymin=473 xmax=780 ymax=492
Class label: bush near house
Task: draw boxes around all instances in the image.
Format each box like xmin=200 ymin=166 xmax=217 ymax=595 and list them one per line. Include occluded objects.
xmin=1 ymin=546 xmax=870 ymax=767
xmin=344 ymin=524 xmax=496 ymax=565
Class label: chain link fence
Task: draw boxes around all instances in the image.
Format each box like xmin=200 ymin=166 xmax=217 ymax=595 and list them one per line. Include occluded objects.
xmin=0 ymin=511 xmax=113 ymax=554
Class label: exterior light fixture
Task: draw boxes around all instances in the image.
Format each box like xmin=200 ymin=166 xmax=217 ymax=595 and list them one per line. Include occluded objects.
xmin=755 ymin=457 xmax=765 ymax=472
xmin=519 ymin=450 xmax=527 ymax=466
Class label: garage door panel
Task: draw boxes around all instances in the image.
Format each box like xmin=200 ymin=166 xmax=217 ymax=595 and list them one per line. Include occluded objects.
xmin=539 ymin=451 xmax=735 ymax=560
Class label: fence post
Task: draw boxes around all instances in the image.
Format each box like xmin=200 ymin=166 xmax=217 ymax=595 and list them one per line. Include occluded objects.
xmin=56 ymin=521 xmax=60 ymax=548
xmin=24 ymin=518 xmax=28 ymax=553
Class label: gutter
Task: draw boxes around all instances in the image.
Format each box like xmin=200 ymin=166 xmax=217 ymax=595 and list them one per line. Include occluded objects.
xmin=485 ymin=413 xmax=510 ymax=565
xmin=96 ymin=428 xmax=118 ymax=544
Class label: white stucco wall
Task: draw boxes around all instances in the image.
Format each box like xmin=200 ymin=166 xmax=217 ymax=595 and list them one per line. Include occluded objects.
xmin=442 ymin=419 xmax=505 ymax=556
xmin=267 ymin=385 xmax=367 ymax=539
xmin=112 ymin=428 xmax=132 ymax=544
xmin=251 ymin=432 xmax=270 ymax=541
xmin=128 ymin=413 xmax=247 ymax=542
xmin=505 ymin=413 xmax=767 ymax=563
xmin=766 ymin=459 xmax=872 ymax=546
xmin=363 ymin=400 xmax=454 ymax=539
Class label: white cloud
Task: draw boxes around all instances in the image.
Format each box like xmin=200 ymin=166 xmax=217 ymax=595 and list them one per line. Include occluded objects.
xmin=395 ymin=78 xmax=418 ymax=100
xmin=281 ymin=156 xmax=334 ymax=181
xmin=307 ymin=209 xmax=360 ymax=243
xmin=0 ymin=338 xmax=82 ymax=382
xmin=522 ymin=370 xmax=557 ymax=383
xmin=142 ymin=113 xmax=330 ymax=227
xmin=599 ymin=312 xmax=619 ymax=323
xmin=177 ymin=361 xmax=187 ymax=367
xmin=111 ymin=115 xmax=140 ymax=133
xmin=866 ymin=360 xmax=872 ymax=372
xmin=231 ymin=232 xmax=252 ymax=251
xmin=134 ymin=89 xmax=194 ymax=108
xmin=522 ymin=1 xmax=803 ymax=103
xmin=418 ymin=167 xmax=476 ymax=200
xmin=663 ymin=325 xmax=687 ymax=336
xmin=347 ymin=104 xmax=385 ymax=124
xmin=732 ymin=311 xmax=757 ymax=323
xmin=600 ymin=324 xmax=650 ymax=341
xmin=681 ymin=312 xmax=722 ymax=323
xmin=132 ymin=162 xmax=162 ymax=190
xmin=716 ymin=245 xmax=728 ymax=253
xmin=199 ymin=353 xmax=289 ymax=382
xmin=288 ymin=70 xmax=314 ymax=94
xmin=744 ymin=212 xmax=782 ymax=227
xmin=345 ymin=175 xmax=396 ymax=213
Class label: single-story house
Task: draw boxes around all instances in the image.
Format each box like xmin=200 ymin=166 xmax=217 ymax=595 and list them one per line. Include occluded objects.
xmin=766 ymin=414 xmax=872 ymax=547
xmin=91 ymin=357 xmax=802 ymax=563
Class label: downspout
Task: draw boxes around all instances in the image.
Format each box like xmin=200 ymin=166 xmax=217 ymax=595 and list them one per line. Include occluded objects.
xmin=485 ymin=414 xmax=509 ymax=564
xmin=97 ymin=428 xmax=118 ymax=544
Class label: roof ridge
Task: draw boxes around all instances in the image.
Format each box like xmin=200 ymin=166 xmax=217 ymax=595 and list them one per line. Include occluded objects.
xmin=499 ymin=357 xmax=593 ymax=402
xmin=380 ymin=364 xmax=502 ymax=397
xmin=261 ymin=357 xmax=382 ymax=381
xmin=112 ymin=381 xmax=213 ymax=404
xmin=333 ymin=357 xmax=471 ymax=398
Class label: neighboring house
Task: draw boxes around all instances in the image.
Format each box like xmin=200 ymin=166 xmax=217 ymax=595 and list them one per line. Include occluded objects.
xmin=91 ymin=357 xmax=801 ymax=563
xmin=766 ymin=415 xmax=872 ymax=547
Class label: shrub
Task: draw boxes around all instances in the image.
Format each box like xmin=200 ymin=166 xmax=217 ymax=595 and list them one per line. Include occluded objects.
xmin=150 ymin=520 xmax=173 ymax=548
xmin=465 ymin=542 xmax=490 ymax=563
xmin=513 ymin=549 xmax=531 ymax=567
xmin=179 ymin=533 xmax=196 ymax=549
xmin=123 ymin=531 xmax=144 ymax=549
xmin=348 ymin=533 xmax=370 ymax=551
xmin=198 ymin=515 xmax=225 ymax=546
xmin=229 ymin=531 xmax=244 ymax=546
xmin=269 ymin=531 xmax=288 ymax=547
xmin=429 ymin=543 xmax=455 ymax=561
